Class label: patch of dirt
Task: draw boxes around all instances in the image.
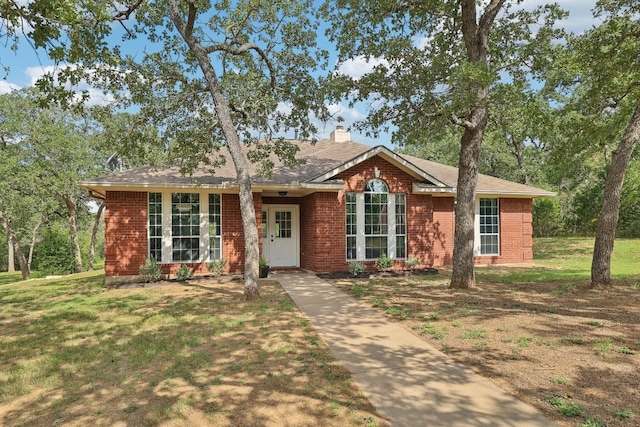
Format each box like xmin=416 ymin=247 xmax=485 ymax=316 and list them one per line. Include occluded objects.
xmin=330 ymin=274 xmax=640 ymax=427
xmin=318 ymin=268 xmax=439 ymax=280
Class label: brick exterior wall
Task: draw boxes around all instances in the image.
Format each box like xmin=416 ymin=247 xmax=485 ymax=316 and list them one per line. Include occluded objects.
xmin=102 ymin=157 xmax=534 ymax=278
xmin=299 ymin=192 xmax=346 ymax=272
xmin=104 ymin=191 xmax=149 ymax=276
xmin=431 ymin=197 xmax=455 ymax=266
xmin=474 ymin=198 xmax=533 ymax=265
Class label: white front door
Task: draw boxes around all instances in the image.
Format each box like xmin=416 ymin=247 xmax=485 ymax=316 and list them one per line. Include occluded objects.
xmin=262 ymin=205 xmax=299 ymax=268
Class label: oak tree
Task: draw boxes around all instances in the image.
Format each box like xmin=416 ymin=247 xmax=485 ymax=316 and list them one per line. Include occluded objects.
xmin=324 ymin=0 xmax=564 ymax=288
xmin=3 ymin=0 xmax=329 ymax=299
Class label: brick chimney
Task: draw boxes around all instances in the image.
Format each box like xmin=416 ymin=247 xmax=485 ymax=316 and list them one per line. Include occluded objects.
xmin=330 ymin=125 xmax=351 ymax=143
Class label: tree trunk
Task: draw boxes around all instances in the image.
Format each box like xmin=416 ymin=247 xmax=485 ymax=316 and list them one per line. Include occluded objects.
xmin=450 ymin=0 xmax=501 ymax=289
xmin=450 ymin=113 xmax=486 ymax=289
xmin=88 ymin=202 xmax=105 ymax=271
xmin=169 ymin=4 xmax=260 ymax=299
xmin=27 ymin=214 xmax=44 ymax=271
xmin=8 ymin=233 xmax=15 ymax=272
xmin=591 ymin=103 xmax=640 ymax=288
xmin=0 ymin=211 xmax=29 ymax=279
xmin=509 ymin=136 xmax=532 ymax=185
xmin=62 ymin=194 xmax=83 ymax=272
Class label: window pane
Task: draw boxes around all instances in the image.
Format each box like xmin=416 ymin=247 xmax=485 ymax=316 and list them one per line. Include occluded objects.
xmin=347 ymin=236 xmax=356 ymax=260
xmin=148 ymin=192 xmax=163 ymax=262
xmin=479 ymin=198 xmax=499 ymax=255
xmin=172 ymin=193 xmax=200 ymax=262
xmin=395 ymin=194 xmax=406 ymax=259
xmin=365 ymin=178 xmax=389 ymax=193
xmin=261 ymin=211 xmax=267 ymax=238
xmin=275 ymin=211 xmax=292 ymax=238
xmin=396 ymin=236 xmax=406 ymax=259
xmin=346 ymin=193 xmax=357 ymax=259
xmin=365 ymin=236 xmax=387 ymax=259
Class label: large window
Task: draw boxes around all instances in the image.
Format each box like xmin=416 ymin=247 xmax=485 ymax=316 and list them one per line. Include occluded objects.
xmin=171 ymin=193 xmax=201 ymax=262
xmin=148 ymin=192 xmax=163 ymax=262
xmin=149 ymin=192 xmax=223 ymax=263
xmin=346 ymin=179 xmax=406 ymax=260
xmin=395 ymin=194 xmax=406 ymax=259
xmin=479 ymin=198 xmax=499 ymax=255
xmin=346 ymin=193 xmax=357 ymax=260
xmin=364 ymin=179 xmax=389 ymax=259
xmin=209 ymin=194 xmax=222 ymax=260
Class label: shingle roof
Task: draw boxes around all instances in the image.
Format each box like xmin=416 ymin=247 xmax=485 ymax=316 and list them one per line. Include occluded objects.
xmin=81 ymin=138 xmax=554 ymax=197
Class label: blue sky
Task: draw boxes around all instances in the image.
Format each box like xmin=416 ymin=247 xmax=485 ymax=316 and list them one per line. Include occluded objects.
xmin=1 ymin=0 xmax=599 ymax=147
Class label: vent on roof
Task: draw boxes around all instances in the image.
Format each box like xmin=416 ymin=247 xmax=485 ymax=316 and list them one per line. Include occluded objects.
xmin=330 ymin=125 xmax=351 ymax=143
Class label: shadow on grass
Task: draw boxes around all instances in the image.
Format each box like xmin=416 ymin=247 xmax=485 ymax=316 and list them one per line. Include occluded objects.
xmin=0 ymin=276 xmax=386 ymax=427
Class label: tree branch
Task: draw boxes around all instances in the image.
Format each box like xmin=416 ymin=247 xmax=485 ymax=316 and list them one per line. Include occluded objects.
xmin=450 ymin=114 xmax=477 ymax=129
xmin=113 ymin=0 xmax=146 ymax=21
xmin=184 ymin=0 xmax=197 ymax=38
xmin=204 ymin=42 xmax=277 ymax=89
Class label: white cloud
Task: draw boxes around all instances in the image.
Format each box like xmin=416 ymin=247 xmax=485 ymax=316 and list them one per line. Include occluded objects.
xmin=25 ymin=64 xmax=119 ymax=106
xmin=0 ymin=80 xmax=20 ymax=94
xmin=336 ymin=56 xmax=389 ymax=80
xmin=326 ymin=102 xmax=365 ymax=123
xmin=517 ymin=0 xmax=600 ymax=33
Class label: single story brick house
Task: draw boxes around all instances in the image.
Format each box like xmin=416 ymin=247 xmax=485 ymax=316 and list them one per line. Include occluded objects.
xmin=81 ymin=127 xmax=554 ymax=284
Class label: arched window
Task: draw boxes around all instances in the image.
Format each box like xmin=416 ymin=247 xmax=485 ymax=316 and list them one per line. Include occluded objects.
xmin=346 ymin=179 xmax=406 ymax=261
xmin=365 ymin=178 xmax=388 ymax=193
xmin=364 ymin=179 xmax=389 ymax=259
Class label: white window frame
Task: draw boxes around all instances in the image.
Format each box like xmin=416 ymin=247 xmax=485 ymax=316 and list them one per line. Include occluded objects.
xmin=147 ymin=191 xmax=223 ymax=264
xmin=208 ymin=194 xmax=222 ymax=260
xmin=148 ymin=192 xmax=163 ymax=262
xmin=475 ymin=198 xmax=500 ymax=256
xmin=346 ymin=180 xmax=406 ymax=261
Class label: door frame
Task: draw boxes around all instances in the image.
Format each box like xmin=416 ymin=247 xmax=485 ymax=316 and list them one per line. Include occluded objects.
xmin=262 ymin=204 xmax=300 ymax=268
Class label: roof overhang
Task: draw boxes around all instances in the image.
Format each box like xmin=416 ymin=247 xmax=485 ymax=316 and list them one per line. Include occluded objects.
xmin=476 ymin=190 xmax=557 ymax=198
xmin=412 ymin=182 xmax=456 ymax=194
xmin=79 ymin=180 xmax=345 ymax=199
xmin=412 ymin=183 xmax=556 ymax=198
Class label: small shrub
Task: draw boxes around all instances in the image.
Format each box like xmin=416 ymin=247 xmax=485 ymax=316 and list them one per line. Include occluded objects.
xmin=176 ymin=264 xmax=193 ymax=282
xmin=585 ymin=320 xmax=604 ymax=327
xmin=614 ymin=409 xmax=634 ymax=419
xmin=371 ymin=298 xmax=385 ymax=308
xmin=460 ymin=328 xmax=488 ymax=340
xmin=580 ymin=417 xmax=606 ymax=427
xmin=348 ymin=261 xmax=366 ymax=277
xmin=544 ymin=396 xmax=584 ymax=417
xmin=551 ymin=376 xmax=571 ymax=385
xmin=259 ymin=257 xmax=269 ymax=267
xmin=376 ymin=253 xmax=392 ymax=270
xmin=405 ymin=255 xmax=420 ymax=269
xmin=615 ymin=346 xmax=637 ymax=355
xmin=420 ymin=322 xmax=447 ymax=340
xmin=385 ymin=306 xmax=413 ymax=318
xmin=139 ymin=258 xmax=162 ymax=283
xmin=206 ymin=259 xmax=226 ymax=277
xmin=32 ymin=227 xmax=77 ymax=275
xmin=594 ymin=339 xmax=612 ymax=358
xmin=561 ymin=336 xmax=585 ymax=345
xmin=350 ymin=283 xmax=366 ymax=298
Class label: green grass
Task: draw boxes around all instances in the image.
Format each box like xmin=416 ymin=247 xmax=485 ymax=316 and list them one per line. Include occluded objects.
xmin=614 ymin=408 xmax=635 ymax=419
xmin=475 ymin=237 xmax=640 ymax=283
xmin=544 ymin=396 xmax=584 ymax=417
xmin=0 ymin=272 xmax=23 ymax=286
xmin=0 ymin=273 xmax=384 ymax=426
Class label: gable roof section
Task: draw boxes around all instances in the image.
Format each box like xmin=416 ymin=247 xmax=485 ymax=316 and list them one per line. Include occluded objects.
xmin=81 ymin=138 xmax=555 ymax=198
xmin=309 ymin=145 xmax=448 ymax=188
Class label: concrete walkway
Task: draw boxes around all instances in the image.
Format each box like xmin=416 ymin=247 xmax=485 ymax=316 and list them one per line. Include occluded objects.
xmin=274 ymin=271 xmax=556 ymax=427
